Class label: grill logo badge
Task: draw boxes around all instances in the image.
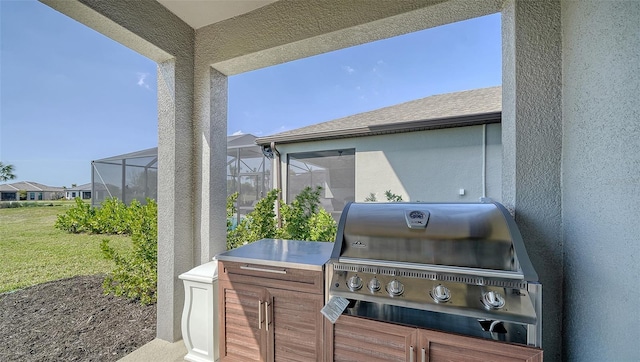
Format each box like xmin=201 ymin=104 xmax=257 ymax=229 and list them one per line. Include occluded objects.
xmin=351 ymin=240 xmax=367 ymax=248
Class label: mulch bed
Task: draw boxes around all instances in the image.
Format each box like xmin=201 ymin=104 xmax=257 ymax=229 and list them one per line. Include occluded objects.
xmin=0 ymin=275 xmax=156 ymax=362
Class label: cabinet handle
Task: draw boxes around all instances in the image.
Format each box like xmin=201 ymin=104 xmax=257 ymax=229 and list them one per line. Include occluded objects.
xmin=241 ymin=265 xmax=287 ymax=274
xmin=265 ymin=301 xmax=270 ymax=331
xmin=410 ymin=346 xmax=415 ymax=362
xmin=421 ymin=347 xmax=426 ymax=362
xmin=258 ymin=300 xmax=263 ymax=330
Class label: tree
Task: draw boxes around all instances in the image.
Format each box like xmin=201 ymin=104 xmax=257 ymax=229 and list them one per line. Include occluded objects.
xmin=0 ymin=162 xmax=16 ymax=182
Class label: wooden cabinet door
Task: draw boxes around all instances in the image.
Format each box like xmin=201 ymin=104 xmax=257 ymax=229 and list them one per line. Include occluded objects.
xmin=418 ymin=329 xmax=543 ymax=362
xmin=330 ymin=315 xmax=417 ymax=362
xmin=266 ymin=287 xmax=325 ymax=362
xmin=327 ymin=316 xmax=544 ymax=362
xmin=219 ymin=280 xmax=268 ymax=361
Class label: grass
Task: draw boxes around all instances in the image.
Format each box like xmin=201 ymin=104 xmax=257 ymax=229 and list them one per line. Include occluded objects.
xmin=0 ymin=201 xmax=132 ymax=293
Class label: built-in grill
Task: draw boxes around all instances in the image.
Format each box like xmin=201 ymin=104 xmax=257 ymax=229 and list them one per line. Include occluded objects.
xmin=326 ymin=201 xmax=542 ymax=347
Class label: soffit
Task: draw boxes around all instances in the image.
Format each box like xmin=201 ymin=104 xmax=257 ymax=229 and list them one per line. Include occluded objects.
xmin=155 ymin=0 xmax=278 ymax=29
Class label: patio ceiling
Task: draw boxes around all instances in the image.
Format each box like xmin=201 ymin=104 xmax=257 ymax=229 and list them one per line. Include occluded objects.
xmin=42 ymin=0 xmax=502 ymax=76
xmin=155 ymin=0 xmax=278 ymax=29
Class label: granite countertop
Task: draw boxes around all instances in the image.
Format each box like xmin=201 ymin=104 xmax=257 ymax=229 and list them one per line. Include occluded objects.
xmin=216 ymin=238 xmax=334 ymax=271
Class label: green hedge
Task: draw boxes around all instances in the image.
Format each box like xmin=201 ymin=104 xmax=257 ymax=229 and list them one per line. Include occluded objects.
xmin=101 ymin=200 xmax=157 ymax=305
xmin=55 ymin=188 xmax=336 ymax=305
xmin=227 ymin=186 xmax=337 ymax=250
xmin=55 ymin=197 xmax=158 ymax=304
xmin=0 ymin=201 xmax=56 ymax=208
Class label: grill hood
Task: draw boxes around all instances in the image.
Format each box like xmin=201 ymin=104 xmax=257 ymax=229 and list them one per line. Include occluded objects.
xmin=326 ymin=200 xmax=543 ymax=347
xmin=332 ymin=201 xmax=538 ymax=281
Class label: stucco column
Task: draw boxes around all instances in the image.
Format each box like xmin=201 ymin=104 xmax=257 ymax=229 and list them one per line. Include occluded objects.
xmin=502 ymin=0 xmax=562 ymax=360
xmin=193 ymin=33 xmax=228 ymax=264
xmin=157 ymin=57 xmax=195 ymax=342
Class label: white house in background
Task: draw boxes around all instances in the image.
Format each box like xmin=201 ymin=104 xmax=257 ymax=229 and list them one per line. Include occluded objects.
xmin=256 ymin=86 xmax=502 ymax=219
xmin=0 ymin=181 xmax=64 ymax=201
xmin=64 ymin=183 xmax=92 ymax=200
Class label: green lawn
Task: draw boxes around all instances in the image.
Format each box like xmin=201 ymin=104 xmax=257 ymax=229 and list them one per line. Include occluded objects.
xmin=0 ymin=202 xmax=132 ymax=293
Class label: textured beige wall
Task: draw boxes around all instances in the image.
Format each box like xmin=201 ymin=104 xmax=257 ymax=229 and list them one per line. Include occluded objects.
xmin=42 ymin=0 xmax=188 ymax=62
xmin=356 ymin=125 xmax=501 ymax=202
xmin=197 ymin=0 xmax=502 ymax=75
xmin=192 ymin=65 xmax=228 ymax=266
xmin=562 ymin=1 xmax=640 ymax=360
xmin=502 ymin=0 xmax=563 ymax=359
xmin=275 ymin=124 xmax=502 ymax=204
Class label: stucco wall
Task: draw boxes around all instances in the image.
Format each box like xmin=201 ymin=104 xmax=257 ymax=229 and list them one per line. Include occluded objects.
xmin=562 ymin=1 xmax=640 ymax=360
xmin=198 ymin=0 xmax=502 ymax=75
xmin=276 ymin=124 xmax=502 ymax=204
xmin=357 ymin=124 xmax=502 ymax=202
xmin=502 ymin=1 xmax=563 ymax=359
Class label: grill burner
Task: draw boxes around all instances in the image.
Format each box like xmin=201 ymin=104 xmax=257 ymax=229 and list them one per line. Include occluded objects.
xmin=327 ymin=201 xmax=542 ymax=347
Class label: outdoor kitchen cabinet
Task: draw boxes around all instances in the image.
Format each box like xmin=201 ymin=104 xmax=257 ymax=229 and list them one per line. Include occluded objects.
xmin=218 ymin=259 xmax=325 ymax=362
xmin=328 ymin=315 xmax=543 ymax=362
xmin=328 ymin=314 xmax=416 ymax=361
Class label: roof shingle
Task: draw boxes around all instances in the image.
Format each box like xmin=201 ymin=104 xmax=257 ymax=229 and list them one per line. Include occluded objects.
xmin=0 ymin=181 xmax=64 ymax=192
xmin=256 ymin=86 xmax=501 ymax=145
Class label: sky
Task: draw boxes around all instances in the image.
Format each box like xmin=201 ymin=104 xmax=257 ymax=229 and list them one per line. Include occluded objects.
xmin=0 ymin=0 xmax=501 ymax=187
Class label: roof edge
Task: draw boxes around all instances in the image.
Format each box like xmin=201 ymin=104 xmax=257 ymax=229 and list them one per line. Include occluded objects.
xmin=255 ymin=111 xmax=501 ymax=146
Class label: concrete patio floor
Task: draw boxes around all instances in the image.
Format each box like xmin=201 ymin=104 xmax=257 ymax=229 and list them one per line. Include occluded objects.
xmin=118 ymin=339 xmax=187 ymax=362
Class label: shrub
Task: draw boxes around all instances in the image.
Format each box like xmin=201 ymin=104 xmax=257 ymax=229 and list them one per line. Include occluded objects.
xmin=227 ymin=189 xmax=279 ymax=250
xmin=364 ymin=190 xmax=403 ymax=202
xmin=0 ymin=201 xmax=57 ymax=208
xmin=227 ymin=186 xmax=337 ymax=249
xmin=226 ymin=192 xmax=238 ymax=231
xmin=101 ymin=199 xmax=157 ymax=305
xmin=55 ymin=187 xmax=336 ymax=304
xmin=308 ymin=208 xmax=337 ymax=242
xmin=280 ymin=186 xmax=337 ymax=242
xmin=91 ymin=198 xmax=137 ymax=234
xmin=1 ymin=201 xmax=35 ymax=208
xmin=279 ymin=186 xmax=323 ymax=241
xmin=54 ymin=198 xmax=94 ymax=233
xmin=384 ymin=190 xmax=403 ymax=202
xmin=364 ymin=192 xmax=377 ymax=202
xmin=55 ymin=197 xmax=158 ymax=304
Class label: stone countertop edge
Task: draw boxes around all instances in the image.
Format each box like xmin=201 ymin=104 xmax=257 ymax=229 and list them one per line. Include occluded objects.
xmin=215 ymin=238 xmax=334 ymax=271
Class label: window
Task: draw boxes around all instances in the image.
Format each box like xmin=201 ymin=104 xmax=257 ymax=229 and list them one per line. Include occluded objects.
xmin=29 ymin=192 xmax=35 ymax=200
xmin=287 ymin=149 xmax=355 ymax=220
xmin=1 ymin=192 xmax=16 ymax=201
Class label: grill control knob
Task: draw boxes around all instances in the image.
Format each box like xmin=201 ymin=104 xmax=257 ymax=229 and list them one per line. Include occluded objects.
xmin=368 ymin=278 xmax=381 ymax=292
xmin=386 ymin=280 xmax=405 ymax=297
xmin=431 ymin=285 xmax=451 ymax=303
xmin=482 ymin=291 xmax=506 ymax=310
xmin=347 ymin=275 xmax=363 ymax=291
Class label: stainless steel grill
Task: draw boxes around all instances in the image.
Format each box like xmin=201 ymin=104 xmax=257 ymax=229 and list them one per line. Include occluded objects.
xmin=326 ymin=201 xmax=542 ymax=347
